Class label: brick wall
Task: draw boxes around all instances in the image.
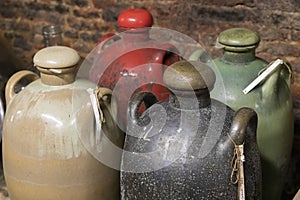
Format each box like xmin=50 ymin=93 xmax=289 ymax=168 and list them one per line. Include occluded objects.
xmin=0 ymin=0 xmax=299 ymax=197
xmin=1 ymin=1 xmax=300 ymax=82
xmin=0 ymin=0 xmax=300 ymax=70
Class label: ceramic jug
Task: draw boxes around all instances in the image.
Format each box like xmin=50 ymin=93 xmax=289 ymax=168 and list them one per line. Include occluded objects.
xmin=189 ymin=27 xmax=294 ymax=200
xmin=89 ymin=8 xmax=180 ymax=131
xmin=2 ymin=46 xmax=124 ymax=200
xmin=121 ymin=60 xmax=262 ymax=200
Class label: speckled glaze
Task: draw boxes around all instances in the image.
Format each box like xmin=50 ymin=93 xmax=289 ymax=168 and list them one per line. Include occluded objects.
xmin=3 ymin=46 xmax=124 ymax=200
xmin=121 ymin=61 xmax=262 ymax=199
xmin=190 ymin=28 xmax=294 ymax=200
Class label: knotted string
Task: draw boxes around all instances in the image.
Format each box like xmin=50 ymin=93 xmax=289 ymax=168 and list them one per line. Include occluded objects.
xmin=228 ymin=133 xmax=246 ymax=200
xmin=87 ymin=87 xmax=105 ymax=142
xmin=95 ymin=87 xmax=106 ymax=124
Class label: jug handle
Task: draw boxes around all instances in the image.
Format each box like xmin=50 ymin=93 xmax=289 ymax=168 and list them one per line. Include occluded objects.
xmin=128 ymin=91 xmax=158 ymax=125
xmin=227 ymin=107 xmax=257 ymax=200
xmin=97 ymin=87 xmax=112 ymax=102
xmin=280 ymin=60 xmax=293 ymax=88
xmin=258 ymin=59 xmax=293 ymax=87
xmin=228 ymin=107 xmax=257 ymax=144
xmin=95 ymin=87 xmax=113 ymax=123
xmin=96 ymin=33 xmax=120 ymax=53
xmin=188 ymin=49 xmax=205 ymax=61
xmin=5 ymin=70 xmax=39 ymax=105
xmin=87 ymin=87 xmax=113 ymax=142
xmin=161 ymin=44 xmax=181 ymax=67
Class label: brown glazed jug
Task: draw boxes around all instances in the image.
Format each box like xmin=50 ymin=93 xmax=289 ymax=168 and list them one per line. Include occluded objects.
xmin=121 ymin=60 xmax=262 ymax=199
xmin=2 ymin=46 xmax=124 ymax=200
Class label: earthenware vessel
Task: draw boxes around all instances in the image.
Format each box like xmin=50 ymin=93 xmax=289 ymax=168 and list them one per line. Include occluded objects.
xmin=121 ymin=60 xmax=262 ymax=199
xmin=90 ymin=8 xmax=180 ymax=131
xmin=3 ymin=46 xmax=124 ymax=200
xmin=190 ymin=27 xmax=294 ymax=200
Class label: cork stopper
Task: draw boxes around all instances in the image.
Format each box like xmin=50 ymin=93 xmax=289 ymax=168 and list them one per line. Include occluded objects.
xmin=217 ymin=28 xmax=260 ymax=52
xmin=163 ymin=60 xmax=216 ymax=94
xmin=118 ymin=8 xmax=153 ymax=30
xmin=33 ymin=46 xmax=80 ymax=85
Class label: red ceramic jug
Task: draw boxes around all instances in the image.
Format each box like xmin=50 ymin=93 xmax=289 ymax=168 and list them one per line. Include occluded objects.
xmin=90 ymin=8 xmax=180 ymax=130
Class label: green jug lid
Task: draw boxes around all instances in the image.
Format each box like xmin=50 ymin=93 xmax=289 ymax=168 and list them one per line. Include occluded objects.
xmin=218 ymin=28 xmax=260 ymax=47
xmin=163 ymin=60 xmax=215 ymax=92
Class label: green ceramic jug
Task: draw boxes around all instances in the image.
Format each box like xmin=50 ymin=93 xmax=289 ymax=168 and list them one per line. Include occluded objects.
xmin=189 ymin=27 xmax=294 ymax=200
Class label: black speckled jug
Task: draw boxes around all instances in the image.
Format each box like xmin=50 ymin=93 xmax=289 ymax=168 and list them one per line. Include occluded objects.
xmin=121 ymin=60 xmax=262 ymax=200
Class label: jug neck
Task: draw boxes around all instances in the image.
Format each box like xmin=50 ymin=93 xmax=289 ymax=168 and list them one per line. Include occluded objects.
xmin=222 ymin=48 xmax=256 ymax=64
xmin=37 ymin=66 xmax=78 ymax=86
xmin=121 ymin=29 xmax=150 ymax=42
xmin=42 ymin=25 xmax=63 ymax=47
xmin=169 ymin=89 xmax=211 ymax=110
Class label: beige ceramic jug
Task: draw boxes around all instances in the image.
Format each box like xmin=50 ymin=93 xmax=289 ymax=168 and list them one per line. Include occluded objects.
xmin=2 ymin=46 xmax=124 ymax=200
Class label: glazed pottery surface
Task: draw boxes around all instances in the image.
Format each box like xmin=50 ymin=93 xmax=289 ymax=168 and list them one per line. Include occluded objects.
xmin=90 ymin=8 xmax=180 ymax=131
xmin=3 ymin=46 xmax=124 ymax=200
xmin=121 ymin=61 xmax=262 ymax=200
xmin=190 ymin=27 xmax=294 ymax=200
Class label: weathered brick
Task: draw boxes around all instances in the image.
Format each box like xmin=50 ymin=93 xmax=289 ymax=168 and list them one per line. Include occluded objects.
xmin=54 ymin=4 xmax=70 ymax=14
xmin=189 ymin=5 xmax=250 ymax=23
xmin=200 ymin=0 xmax=255 ymax=7
xmin=102 ymin=8 xmax=119 ymax=22
xmin=259 ymin=41 xmax=300 ymax=57
xmin=72 ymin=39 xmax=91 ymax=53
xmin=73 ymin=8 xmax=100 ymax=18
xmin=3 ymin=32 xmax=14 ymax=40
xmin=256 ymin=0 xmax=300 ymax=12
xmin=66 ymin=16 xmax=83 ymax=30
xmin=0 ymin=19 xmax=14 ymax=31
xmin=73 ymin=0 xmax=90 ymax=7
xmin=31 ymin=10 xmax=64 ymax=24
xmin=258 ymin=27 xmax=291 ymax=41
xmin=13 ymin=34 xmax=32 ymax=51
xmin=79 ymin=32 xmax=94 ymax=42
xmin=0 ymin=2 xmax=24 ymax=18
xmin=64 ymin=30 xmax=79 ymax=39
xmin=291 ymin=30 xmax=300 ymax=41
xmin=14 ymin=19 xmax=32 ymax=32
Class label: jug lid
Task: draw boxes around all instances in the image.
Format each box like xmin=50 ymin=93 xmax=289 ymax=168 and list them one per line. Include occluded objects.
xmin=163 ymin=60 xmax=216 ymax=92
xmin=217 ymin=28 xmax=260 ymax=48
xmin=118 ymin=8 xmax=153 ymax=30
xmin=33 ymin=46 xmax=80 ymax=69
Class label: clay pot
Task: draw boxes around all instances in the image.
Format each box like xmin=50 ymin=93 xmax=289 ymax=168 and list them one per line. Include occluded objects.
xmin=90 ymin=8 xmax=180 ymax=130
xmin=3 ymin=46 xmax=124 ymax=200
xmin=121 ymin=60 xmax=262 ymax=199
xmin=190 ymin=28 xmax=294 ymax=200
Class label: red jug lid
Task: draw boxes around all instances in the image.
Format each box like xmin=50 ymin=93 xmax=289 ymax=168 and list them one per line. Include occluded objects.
xmin=118 ymin=8 xmax=153 ymax=30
